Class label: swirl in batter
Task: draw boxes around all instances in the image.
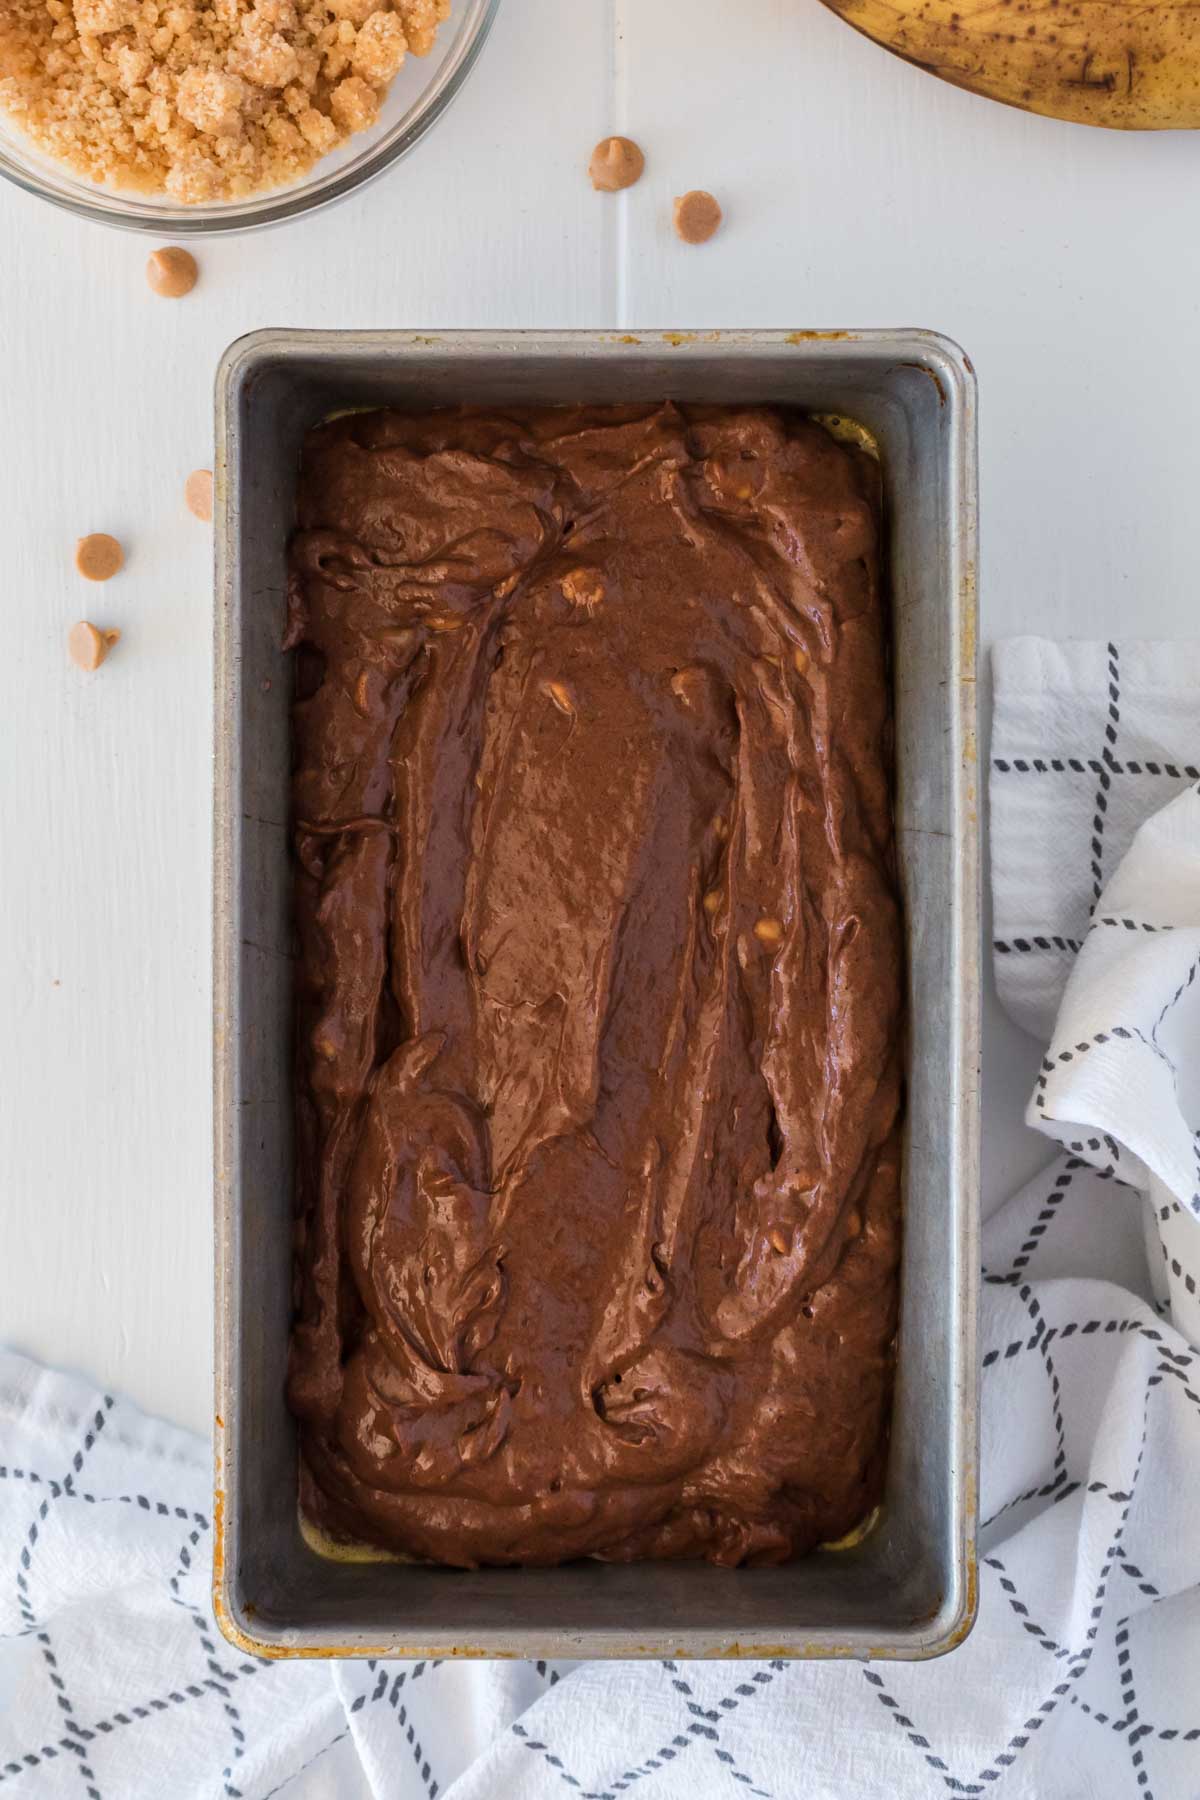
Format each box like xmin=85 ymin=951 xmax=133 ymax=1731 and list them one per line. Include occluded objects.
xmin=285 ymin=402 xmax=903 ymax=1568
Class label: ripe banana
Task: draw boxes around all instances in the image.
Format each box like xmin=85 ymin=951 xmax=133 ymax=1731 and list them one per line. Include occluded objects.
xmin=816 ymin=0 xmax=1200 ymax=128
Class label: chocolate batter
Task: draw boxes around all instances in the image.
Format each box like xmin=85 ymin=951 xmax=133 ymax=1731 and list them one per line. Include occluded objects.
xmin=285 ymin=403 xmax=903 ymax=1569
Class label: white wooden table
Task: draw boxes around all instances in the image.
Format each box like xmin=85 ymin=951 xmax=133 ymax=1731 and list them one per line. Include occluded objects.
xmin=4 ymin=0 xmax=1198 ymax=1438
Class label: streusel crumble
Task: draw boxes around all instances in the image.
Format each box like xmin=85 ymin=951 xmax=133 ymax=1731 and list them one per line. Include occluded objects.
xmin=0 ymin=0 xmax=449 ymax=200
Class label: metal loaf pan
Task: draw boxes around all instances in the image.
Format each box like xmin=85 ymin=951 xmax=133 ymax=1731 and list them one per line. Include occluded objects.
xmin=213 ymin=328 xmax=979 ymax=1661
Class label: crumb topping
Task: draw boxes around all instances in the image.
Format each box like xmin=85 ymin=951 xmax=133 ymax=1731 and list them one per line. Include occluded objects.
xmin=0 ymin=0 xmax=450 ymax=201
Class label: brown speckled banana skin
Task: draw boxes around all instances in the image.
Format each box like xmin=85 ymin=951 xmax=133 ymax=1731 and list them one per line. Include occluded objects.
xmin=817 ymin=0 xmax=1200 ymax=129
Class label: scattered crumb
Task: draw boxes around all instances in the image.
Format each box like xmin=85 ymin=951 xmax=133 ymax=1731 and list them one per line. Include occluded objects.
xmin=0 ymin=0 xmax=450 ymax=201
xmin=329 ymin=72 xmax=377 ymax=132
xmin=146 ymin=245 xmax=198 ymax=297
xmin=588 ymin=134 xmax=643 ymax=192
xmin=75 ymin=533 xmax=124 ymax=580
xmin=185 ymin=467 xmax=214 ymax=519
xmin=673 ymin=189 xmax=722 ymax=244
xmin=69 ymin=620 xmax=120 ymax=669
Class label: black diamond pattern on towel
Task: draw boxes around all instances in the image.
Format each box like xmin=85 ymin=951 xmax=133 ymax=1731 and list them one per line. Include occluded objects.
xmin=3 ymin=633 xmax=1200 ymax=1797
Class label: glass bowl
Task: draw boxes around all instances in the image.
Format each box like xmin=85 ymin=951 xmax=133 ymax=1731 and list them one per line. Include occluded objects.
xmin=0 ymin=0 xmax=500 ymax=233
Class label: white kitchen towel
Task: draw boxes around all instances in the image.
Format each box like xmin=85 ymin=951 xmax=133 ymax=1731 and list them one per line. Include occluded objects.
xmin=3 ymin=635 xmax=1200 ymax=1800
xmin=991 ymin=637 xmax=1200 ymax=1347
xmin=990 ymin=637 xmax=1200 ymax=1042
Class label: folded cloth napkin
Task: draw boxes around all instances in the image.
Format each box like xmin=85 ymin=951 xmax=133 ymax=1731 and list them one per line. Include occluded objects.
xmin=990 ymin=638 xmax=1200 ymax=1042
xmin=991 ymin=638 xmax=1200 ymax=1345
xmin=3 ymin=636 xmax=1199 ymax=1800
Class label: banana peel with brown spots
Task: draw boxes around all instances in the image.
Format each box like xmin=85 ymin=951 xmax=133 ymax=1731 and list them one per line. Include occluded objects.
xmin=816 ymin=0 xmax=1200 ymax=127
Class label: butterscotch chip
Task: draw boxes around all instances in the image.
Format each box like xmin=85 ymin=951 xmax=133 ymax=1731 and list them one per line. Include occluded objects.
xmin=378 ymin=626 xmax=417 ymax=651
xmin=753 ymin=915 xmax=784 ymax=946
xmin=69 ymin=621 xmax=120 ymax=671
xmin=75 ymin=533 xmax=124 ymax=581
xmin=146 ymin=247 xmax=198 ymax=299
xmin=560 ymin=567 xmax=604 ymax=609
xmin=673 ymin=190 xmax=722 ymax=244
xmin=185 ymin=469 xmax=214 ymax=521
xmin=589 ymin=135 xmax=644 ymax=192
xmin=670 ymin=668 xmax=703 ymax=703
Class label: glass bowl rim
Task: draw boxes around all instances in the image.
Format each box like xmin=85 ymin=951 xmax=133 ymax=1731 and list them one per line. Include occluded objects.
xmin=0 ymin=0 xmax=501 ymax=235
